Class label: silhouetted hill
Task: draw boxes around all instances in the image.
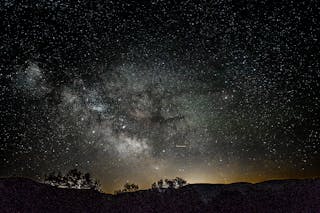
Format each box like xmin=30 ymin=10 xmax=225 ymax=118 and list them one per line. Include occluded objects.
xmin=1 ymin=177 xmax=319 ymax=212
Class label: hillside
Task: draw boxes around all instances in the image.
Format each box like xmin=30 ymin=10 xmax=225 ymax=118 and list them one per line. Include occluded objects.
xmin=0 ymin=178 xmax=319 ymax=212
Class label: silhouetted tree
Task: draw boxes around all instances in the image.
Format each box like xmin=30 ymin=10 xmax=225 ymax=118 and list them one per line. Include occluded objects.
xmin=65 ymin=169 xmax=82 ymax=188
xmin=158 ymin=179 xmax=164 ymax=188
xmin=44 ymin=169 xmax=101 ymax=191
xmin=175 ymin=177 xmax=187 ymax=188
xmin=125 ymin=183 xmax=139 ymax=192
xmin=115 ymin=182 xmax=139 ymax=194
xmin=151 ymin=182 xmax=157 ymax=190
xmin=165 ymin=179 xmax=175 ymax=189
xmin=151 ymin=177 xmax=187 ymax=191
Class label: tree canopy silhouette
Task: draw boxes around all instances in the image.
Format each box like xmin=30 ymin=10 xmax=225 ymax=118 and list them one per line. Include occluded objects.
xmin=115 ymin=182 xmax=139 ymax=194
xmin=151 ymin=177 xmax=187 ymax=191
xmin=44 ymin=169 xmax=101 ymax=191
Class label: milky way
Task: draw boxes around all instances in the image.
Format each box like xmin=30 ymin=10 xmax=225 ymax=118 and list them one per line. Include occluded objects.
xmin=1 ymin=1 xmax=319 ymax=192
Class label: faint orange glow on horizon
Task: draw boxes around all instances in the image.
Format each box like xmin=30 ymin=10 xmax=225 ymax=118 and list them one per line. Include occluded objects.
xmin=98 ymin=162 xmax=320 ymax=193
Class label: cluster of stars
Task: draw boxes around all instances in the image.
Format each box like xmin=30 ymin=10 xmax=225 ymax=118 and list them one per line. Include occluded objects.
xmin=1 ymin=0 xmax=319 ymax=192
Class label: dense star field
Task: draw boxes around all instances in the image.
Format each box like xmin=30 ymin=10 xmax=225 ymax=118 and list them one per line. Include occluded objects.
xmin=1 ymin=0 xmax=319 ymax=193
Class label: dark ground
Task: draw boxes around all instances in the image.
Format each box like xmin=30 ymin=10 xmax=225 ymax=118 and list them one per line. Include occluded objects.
xmin=0 ymin=178 xmax=319 ymax=212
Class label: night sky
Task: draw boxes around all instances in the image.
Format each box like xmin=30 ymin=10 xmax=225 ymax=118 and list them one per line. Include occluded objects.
xmin=1 ymin=0 xmax=319 ymax=193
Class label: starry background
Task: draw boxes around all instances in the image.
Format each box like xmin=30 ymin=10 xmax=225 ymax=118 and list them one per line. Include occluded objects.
xmin=1 ymin=0 xmax=319 ymax=193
